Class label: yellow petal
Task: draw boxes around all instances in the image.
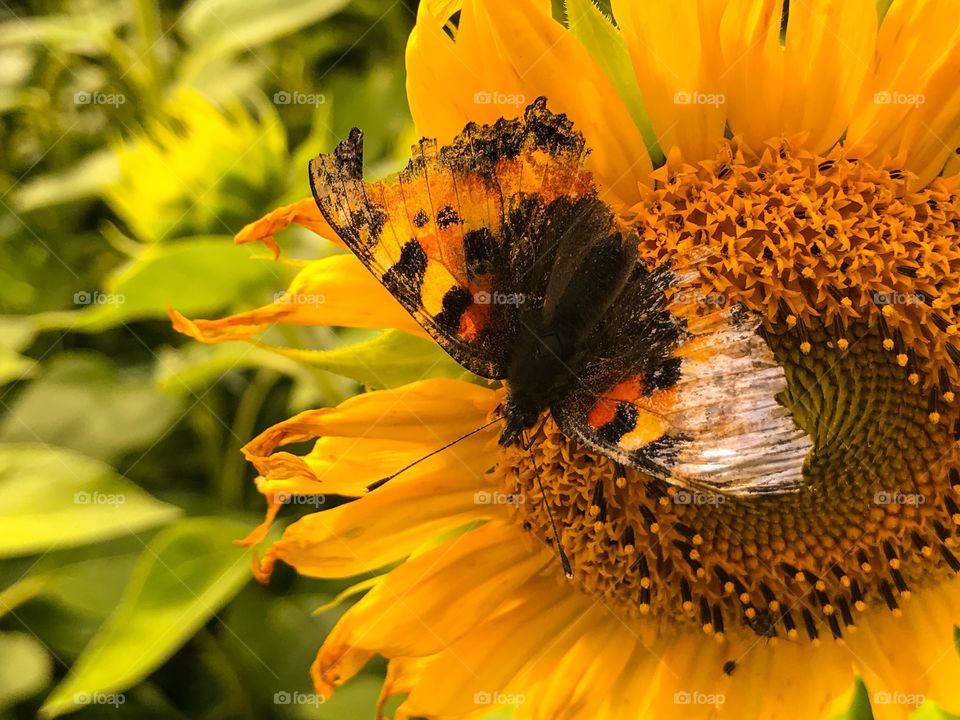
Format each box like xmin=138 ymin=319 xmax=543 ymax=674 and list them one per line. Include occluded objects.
xmin=513 ymin=611 xmax=640 ymax=720
xmin=405 ymin=0 xmax=526 ymax=142
xmin=719 ymin=0 xmax=785 ymax=152
xmin=722 ymin=0 xmax=876 ymax=155
xmin=377 ymin=656 xmax=432 ymax=720
xmin=396 ymin=587 xmax=591 ymax=719
xmin=476 ymin=0 xmax=651 ymax=208
xmin=613 ymin=0 xmax=726 ymax=163
xmin=406 ymin=0 xmax=651 ymax=208
xmin=847 ymin=0 xmax=960 ymax=186
xmin=234 ymin=197 xmax=343 ymax=258
xmin=312 ymin=522 xmax=549 ymax=696
xmin=169 ymin=254 xmax=426 ymax=344
xmin=846 ymin=579 xmax=960 ymax=717
xmin=779 ymin=0 xmax=876 ymax=151
xmin=256 ymin=454 xmax=499 ymax=581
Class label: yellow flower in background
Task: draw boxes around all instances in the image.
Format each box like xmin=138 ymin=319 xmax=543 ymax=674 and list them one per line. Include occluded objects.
xmin=173 ymin=1 xmax=960 ymax=719
xmin=107 ymin=89 xmax=286 ymax=242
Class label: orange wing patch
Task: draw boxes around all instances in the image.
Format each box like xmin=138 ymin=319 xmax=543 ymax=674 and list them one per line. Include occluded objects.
xmin=585 ymin=374 xmax=675 ymax=452
xmin=309 ymin=97 xmax=599 ymax=378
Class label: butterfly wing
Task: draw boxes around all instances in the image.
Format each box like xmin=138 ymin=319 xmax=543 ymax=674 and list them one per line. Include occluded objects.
xmin=553 ymin=268 xmax=813 ymax=496
xmin=309 ymin=97 xmax=595 ymax=379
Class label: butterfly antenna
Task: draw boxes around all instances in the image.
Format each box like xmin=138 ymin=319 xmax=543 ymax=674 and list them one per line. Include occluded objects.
xmin=365 ymin=416 xmax=505 ymax=492
xmin=527 ymin=440 xmax=574 ymax=579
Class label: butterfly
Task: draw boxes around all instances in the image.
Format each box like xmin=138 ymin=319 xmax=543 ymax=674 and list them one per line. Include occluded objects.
xmin=308 ymin=97 xmax=810 ymax=497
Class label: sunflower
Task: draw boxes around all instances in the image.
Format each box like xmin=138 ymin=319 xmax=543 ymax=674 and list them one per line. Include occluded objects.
xmin=171 ymin=0 xmax=960 ymax=718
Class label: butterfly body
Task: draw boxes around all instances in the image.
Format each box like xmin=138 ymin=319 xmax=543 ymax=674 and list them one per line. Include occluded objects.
xmin=309 ymin=98 xmax=813 ymax=497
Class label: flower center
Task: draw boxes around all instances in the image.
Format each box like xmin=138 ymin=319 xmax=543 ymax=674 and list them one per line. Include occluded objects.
xmin=492 ymin=139 xmax=960 ymax=643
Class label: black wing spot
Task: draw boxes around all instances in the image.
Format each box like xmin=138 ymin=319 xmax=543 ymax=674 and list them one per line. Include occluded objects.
xmin=413 ymin=209 xmax=429 ymax=228
xmin=434 ymin=286 xmax=474 ymax=333
xmin=645 ymin=357 xmax=683 ymax=393
xmin=383 ymin=239 xmax=428 ymax=297
xmin=596 ymin=402 xmax=639 ymax=445
xmin=463 ymin=228 xmax=498 ymax=277
xmin=629 ymin=434 xmax=686 ymax=476
xmin=436 ymin=205 xmax=461 ymax=228
xmin=722 ymin=660 xmax=737 ymax=675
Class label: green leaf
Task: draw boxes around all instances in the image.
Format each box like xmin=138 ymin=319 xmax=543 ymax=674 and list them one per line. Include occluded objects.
xmin=39 ymin=517 xmax=256 ymax=718
xmin=0 ymin=444 xmax=181 ymax=558
xmin=13 ymin=151 xmax=119 ymax=213
xmin=0 ymin=353 xmax=183 ymax=462
xmin=180 ymin=0 xmax=350 ymax=57
xmin=36 ymin=237 xmax=283 ymax=332
xmin=564 ymin=0 xmax=664 ymax=166
xmin=835 ymin=677 xmax=871 ymax=720
xmin=0 ymin=632 xmax=53 ymax=711
xmin=259 ymin=329 xmax=469 ymax=389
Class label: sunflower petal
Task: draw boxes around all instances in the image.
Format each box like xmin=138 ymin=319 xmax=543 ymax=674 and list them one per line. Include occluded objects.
xmin=169 ymin=254 xmax=426 ymax=344
xmin=475 ymin=0 xmax=650 ymax=207
xmin=311 ymin=522 xmax=549 ymax=697
xmin=846 ymin=580 xmax=960 ymax=717
xmin=234 ymin=197 xmax=344 ymax=258
xmin=612 ymin=0 xmax=726 ymax=163
xmin=847 ymin=0 xmax=960 ymax=187
xmin=396 ymin=588 xmax=592 ymax=718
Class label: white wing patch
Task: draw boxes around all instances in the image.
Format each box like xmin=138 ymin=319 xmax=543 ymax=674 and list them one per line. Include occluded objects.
xmin=664 ymin=310 xmax=813 ymax=496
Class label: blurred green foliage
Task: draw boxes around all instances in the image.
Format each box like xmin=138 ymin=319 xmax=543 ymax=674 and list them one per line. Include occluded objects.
xmin=0 ymin=0 xmax=417 ymax=717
